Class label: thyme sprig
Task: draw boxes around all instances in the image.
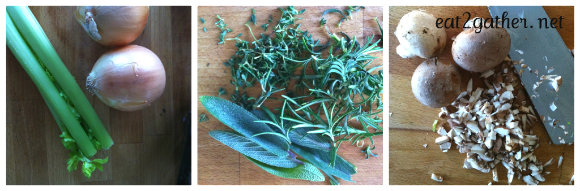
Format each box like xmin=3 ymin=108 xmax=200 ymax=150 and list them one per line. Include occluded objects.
xmin=215 ymin=15 xmax=233 ymax=44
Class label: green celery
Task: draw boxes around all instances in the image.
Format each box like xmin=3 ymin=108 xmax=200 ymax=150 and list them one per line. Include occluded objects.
xmin=7 ymin=6 xmax=114 ymax=149
xmin=6 ymin=13 xmax=97 ymax=157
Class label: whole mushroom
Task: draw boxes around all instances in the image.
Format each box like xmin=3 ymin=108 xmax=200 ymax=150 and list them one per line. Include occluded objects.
xmin=411 ymin=59 xmax=462 ymax=108
xmin=395 ymin=10 xmax=447 ymax=59
xmin=452 ymin=22 xmax=511 ymax=72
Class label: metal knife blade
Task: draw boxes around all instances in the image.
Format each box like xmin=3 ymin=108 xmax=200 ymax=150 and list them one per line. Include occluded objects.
xmin=488 ymin=6 xmax=574 ymax=144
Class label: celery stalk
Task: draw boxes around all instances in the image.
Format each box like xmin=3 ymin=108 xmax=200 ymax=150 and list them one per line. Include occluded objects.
xmin=6 ymin=13 xmax=97 ymax=157
xmin=7 ymin=6 xmax=114 ymax=149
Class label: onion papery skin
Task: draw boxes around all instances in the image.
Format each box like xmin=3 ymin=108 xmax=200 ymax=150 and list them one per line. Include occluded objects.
xmin=75 ymin=6 xmax=149 ymax=46
xmin=87 ymin=45 xmax=166 ymax=111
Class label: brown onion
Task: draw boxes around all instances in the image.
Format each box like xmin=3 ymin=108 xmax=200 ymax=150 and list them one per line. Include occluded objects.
xmin=75 ymin=6 xmax=149 ymax=46
xmin=87 ymin=45 xmax=165 ymax=111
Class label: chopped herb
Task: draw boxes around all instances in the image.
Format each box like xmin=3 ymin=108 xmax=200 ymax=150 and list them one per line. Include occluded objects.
xmin=223 ymin=6 xmax=382 ymax=166
xmin=218 ymin=30 xmax=227 ymax=44
xmin=249 ymin=8 xmax=257 ymax=25
xmin=203 ymin=27 xmax=207 ymax=32
xmin=215 ymin=15 xmax=226 ymax=30
xmin=200 ymin=17 xmax=205 ymax=24
xmin=215 ymin=15 xmax=233 ymax=44
xmin=319 ymin=18 xmax=327 ymax=26
xmin=199 ymin=113 xmax=208 ymax=122
xmin=218 ymin=87 xmax=227 ymax=96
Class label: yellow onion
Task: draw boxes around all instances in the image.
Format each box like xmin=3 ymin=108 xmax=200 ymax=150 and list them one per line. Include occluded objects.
xmin=75 ymin=6 xmax=149 ymax=46
xmin=87 ymin=45 xmax=165 ymax=111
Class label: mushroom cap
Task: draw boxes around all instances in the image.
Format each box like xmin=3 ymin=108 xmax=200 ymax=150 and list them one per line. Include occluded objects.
xmin=411 ymin=59 xmax=462 ymax=108
xmin=452 ymin=27 xmax=511 ymax=72
xmin=395 ymin=10 xmax=447 ymax=59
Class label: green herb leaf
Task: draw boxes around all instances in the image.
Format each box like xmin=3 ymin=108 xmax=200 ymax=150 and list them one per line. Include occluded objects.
xmin=82 ymin=161 xmax=96 ymax=178
xmin=92 ymin=157 xmax=108 ymax=165
xmin=199 ymin=113 xmax=208 ymax=122
xmin=252 ymin=109 xmax=331 ymax=151
xmin=66 ymin=153 xmax=80 ymax=172
xmin=218 ymin=30 xmax=227 ymax=44
xmin=288 ymin=126 xmax=332 ymax=151
xmin=218 ymin=87 xmax=227 ymax=96
xmin=210 ymin=130 xmax=298 ymax=168
xmin=320 ymin=18 xmax=327 ymax=27
xmin=245 ymin=156 xmax=325 ymax=181
xmin=60 ymin=132 xmax=78 ymax=150
xmin=249 ymin=8 xmax=257 ymax=25
xmin=344 ymin=6 xmax=364 ymax=19
xmin=291 ymin=145 xmax=356 ymax=183
xmin=92 ymin=157 xmax=108 ymax=171
xmin=201 ymin=96 xmax=289 ymax=157
xmin=200 ymin=17 xmax=205 ymax=24
xmin=320 ymin=8 xmax=347 ymax=27
xmin=374 ymin=17 xmax=382 ymax=36
xmin=261 ymin=23 xmax=268 ymax=31
xmin=215 ymin=15 xmax=232 ymax=44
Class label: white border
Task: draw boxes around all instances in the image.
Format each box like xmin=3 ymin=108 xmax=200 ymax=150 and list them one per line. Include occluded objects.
xmin=1 ymin=0 xmax=578 ymax=191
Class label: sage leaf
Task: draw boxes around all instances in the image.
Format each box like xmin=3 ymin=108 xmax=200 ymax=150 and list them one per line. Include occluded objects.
xmin=245 ymin=156 xmax=325 ymax=182
xmin=201 ymin=96 xmax=289 ymax=157
xmin=250 ymin=109 xmax=283 ymax=134
xmin=210 ymin=130 xmax=298 ymax=168
xmin=291 ymin=145 xmax=356 ymax=183
xmin=288 ymin=125 xmax=332 ymax=151
xmin=252 ymin=109 xmax=332 ymax=151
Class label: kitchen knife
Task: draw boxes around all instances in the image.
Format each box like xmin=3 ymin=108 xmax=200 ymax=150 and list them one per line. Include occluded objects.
xmin=488 ymin=6 xmax=573 ymax=144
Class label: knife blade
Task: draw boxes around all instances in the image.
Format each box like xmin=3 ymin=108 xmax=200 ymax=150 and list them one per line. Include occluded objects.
xmin=488 ymin=6 xmax=573 ymax=144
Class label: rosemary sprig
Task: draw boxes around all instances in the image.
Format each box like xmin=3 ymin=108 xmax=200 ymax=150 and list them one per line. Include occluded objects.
xmin=320 ymin=6 xmax=365 ymax=27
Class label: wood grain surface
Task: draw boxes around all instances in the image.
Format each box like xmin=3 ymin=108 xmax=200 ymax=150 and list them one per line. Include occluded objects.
xmin=197 ymin=6 xmax=383 ymax=185
xmin=6 ymin=6 xmax=191 ymax=185
xmin=389 ymin=6 xmax=574 ymax=185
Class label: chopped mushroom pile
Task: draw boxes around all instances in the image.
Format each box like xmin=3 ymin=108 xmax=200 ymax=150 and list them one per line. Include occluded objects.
xmin=434 ymin=58 xmax=553 ymax=185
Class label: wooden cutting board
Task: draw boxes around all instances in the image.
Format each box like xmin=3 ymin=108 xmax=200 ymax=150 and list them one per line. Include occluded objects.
xmin=197 ymin=6 xmax=383 ymax=185
xmin=6 ymin=6 xmax=191 ymax=184
xmin=389 ymin=6 xmax=574 ymax=185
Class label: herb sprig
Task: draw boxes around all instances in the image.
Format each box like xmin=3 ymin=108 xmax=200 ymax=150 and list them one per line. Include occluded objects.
xmin=215 ymin=15 xmax=233 ymax=44
xmin=320 ymin=6 xmax=365 ymax=27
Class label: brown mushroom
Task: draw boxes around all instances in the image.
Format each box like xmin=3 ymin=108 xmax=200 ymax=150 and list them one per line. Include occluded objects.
xmin=452 ymin=24 xmax=511 ymax=72
xmin=411 ymin=59 xmax=462 ymax=107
